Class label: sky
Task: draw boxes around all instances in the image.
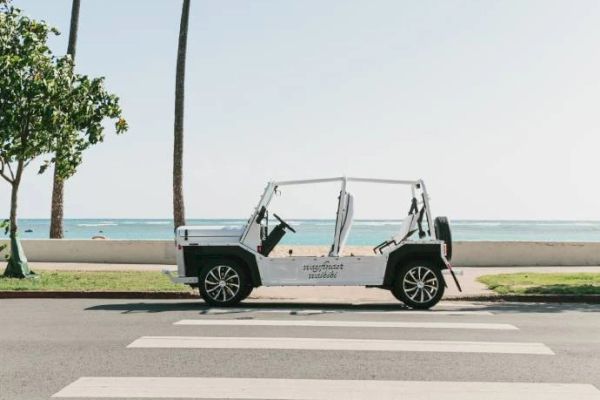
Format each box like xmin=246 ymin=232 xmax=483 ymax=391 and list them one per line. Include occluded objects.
xmin=2 ymin=0 xmax=600 ymax=220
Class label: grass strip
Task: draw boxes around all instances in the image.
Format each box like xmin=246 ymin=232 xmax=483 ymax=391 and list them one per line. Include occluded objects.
xmin=477 ymin=272 xmax=600 ymax=295
xmin=0 ymin=270 xmax=190 ymax=292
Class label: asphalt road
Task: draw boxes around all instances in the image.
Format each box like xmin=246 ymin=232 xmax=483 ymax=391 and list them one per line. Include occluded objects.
xmin=1 ymin=299 xmax=600 ymax=399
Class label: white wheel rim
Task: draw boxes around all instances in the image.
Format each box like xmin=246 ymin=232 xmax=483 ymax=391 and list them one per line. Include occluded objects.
xmin=204 ymin=265 xmax=240 ymax=302
xmin=402 ymin=266 xmax=439 ymax=304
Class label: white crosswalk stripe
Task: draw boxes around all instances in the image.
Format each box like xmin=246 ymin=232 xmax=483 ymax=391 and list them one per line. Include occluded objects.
xmin=52 ymin=305 xmax=600 ymax=399
xmin=127 ymin=335 xmax=553 ymax=354
xmin=52 ymin=377 xmax=600 ymax=399
xmin=199 ymin=308 xmax=494 ymax=316
xmin=175 ymin=318 xmax=517 ymax=330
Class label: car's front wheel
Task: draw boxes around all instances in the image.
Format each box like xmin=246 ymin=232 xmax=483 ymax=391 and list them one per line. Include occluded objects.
xmin=198 ymin=260 xmax=249 ymax=307
xmin=392 ymin=261 xmax=445 ymax=309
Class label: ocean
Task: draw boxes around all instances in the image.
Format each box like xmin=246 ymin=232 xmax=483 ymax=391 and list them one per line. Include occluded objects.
xmin=10 ymin=219 xmax=600 ymax=244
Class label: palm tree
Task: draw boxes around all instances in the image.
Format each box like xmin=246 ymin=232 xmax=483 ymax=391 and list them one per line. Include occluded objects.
xmin=173 ymin=0 xmax=190 ymax=229
xmin=49 ymin=0 xmax=81 ymax=238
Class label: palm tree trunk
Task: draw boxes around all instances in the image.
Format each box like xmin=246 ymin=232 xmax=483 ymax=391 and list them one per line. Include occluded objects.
xmin=49 ymin=0 xmax=81 ymax=239
xmin=49 ymin=167 xmax=64 ymax=238
xmin=173 ymin=0 xmax=190 ymax=229
xmin=66 ymin=0 xmax=81 ymax=58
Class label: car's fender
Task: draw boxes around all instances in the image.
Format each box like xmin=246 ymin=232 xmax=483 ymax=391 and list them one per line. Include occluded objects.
xmin=383 ymin=243 xmax=446 ymax=287
xmin=182 ymin=245 xmax=262 ymax=286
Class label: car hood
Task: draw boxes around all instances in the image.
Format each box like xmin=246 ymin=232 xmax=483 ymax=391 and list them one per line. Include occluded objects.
xmin=177 ymin=225 xmax=244 ymax=238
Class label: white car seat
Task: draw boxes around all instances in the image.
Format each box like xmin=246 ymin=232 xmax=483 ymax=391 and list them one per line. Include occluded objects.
xmin=374 ymin=212 xmax=418 ymax=254
xmin=392 ymin=212 xmax=417 ymax=245
xmin=329 ymin=192 xmax=354 ymax=257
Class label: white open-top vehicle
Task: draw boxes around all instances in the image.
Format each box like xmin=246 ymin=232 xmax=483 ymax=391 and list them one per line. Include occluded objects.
xmin=167 ymin=177 xmax=461 ymax=309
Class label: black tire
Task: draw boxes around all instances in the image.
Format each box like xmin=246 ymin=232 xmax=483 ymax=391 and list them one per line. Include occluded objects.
xmin=239 ymin=284 xmax=253 ymax=302
xmin=392 ymin=260 xmax=445 ymax=309
xmin=390 ymin=287 xmax=403 ymax=302
xmin=434 ymin=216 xmax=452 ymax=261
xmin=198 ymin=259 xmax=251 ymax=307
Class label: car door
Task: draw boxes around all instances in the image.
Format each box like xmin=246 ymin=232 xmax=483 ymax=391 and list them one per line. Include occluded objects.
xmin=258 ymin=255 xmax=387 ymax=286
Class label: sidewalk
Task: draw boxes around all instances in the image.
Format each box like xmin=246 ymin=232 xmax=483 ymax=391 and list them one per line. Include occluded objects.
xmin=26 ymin=262 xmax=600 ymax=301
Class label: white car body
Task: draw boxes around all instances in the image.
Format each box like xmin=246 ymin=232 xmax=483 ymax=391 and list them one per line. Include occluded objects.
xmin=168 ymin=177 xmax=459 ymax=308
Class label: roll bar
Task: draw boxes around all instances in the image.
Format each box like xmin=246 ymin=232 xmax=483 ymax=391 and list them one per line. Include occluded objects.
xmin=240 ymin=176 xmax=436 ymax=249
xmin=273 ymin=177 xmax=419 ymax=186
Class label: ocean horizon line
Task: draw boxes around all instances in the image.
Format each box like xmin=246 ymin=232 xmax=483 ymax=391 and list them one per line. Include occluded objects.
xmin=11 ymin=218 xmax=600 ymax=222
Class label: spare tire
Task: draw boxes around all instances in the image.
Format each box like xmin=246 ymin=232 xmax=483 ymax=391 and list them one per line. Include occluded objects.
xmin=434 ymin=216 xmax=452 ymax=261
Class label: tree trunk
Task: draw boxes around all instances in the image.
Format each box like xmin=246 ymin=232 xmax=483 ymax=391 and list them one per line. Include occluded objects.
xmin=9 ymin=180 xmax=18 ymax=237
xmin=66 ymin=0 xmax=81 ymax=58
xmin=3 ymin=179 xmax=32 ymax=278
xmin=173 ymin=0 xmax=190 ymax=229
xmin=49 ymin=170 xmax=64 ymax=238
xmin=49 ymin=0 xmax=81 ymax=239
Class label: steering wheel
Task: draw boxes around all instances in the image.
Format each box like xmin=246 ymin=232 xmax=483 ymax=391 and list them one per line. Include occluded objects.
xmin=273 ymin=213 xmax=296 ymax=233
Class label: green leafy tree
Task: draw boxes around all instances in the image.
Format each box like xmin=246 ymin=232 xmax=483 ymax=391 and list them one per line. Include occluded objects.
xmin=49 ymin=0 xmax=81 ymax=239
xmin=0 ymin=2 xmax=128 ymax=278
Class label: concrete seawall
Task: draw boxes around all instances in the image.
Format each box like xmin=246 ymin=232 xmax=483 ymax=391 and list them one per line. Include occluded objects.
xmin=0 ymin=240 xmax=176 ymax=265
xmin=453 ymin=241 xmax=600 ymax=266
xmin=1 ymin=239 xmax=600 ymax=266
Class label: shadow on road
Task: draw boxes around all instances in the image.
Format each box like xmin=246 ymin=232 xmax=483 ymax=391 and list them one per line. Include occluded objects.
xmin=84 ymin=300 xmax=600 ymax=314
xmin=85 ymin=302 xmax=411 ymax=314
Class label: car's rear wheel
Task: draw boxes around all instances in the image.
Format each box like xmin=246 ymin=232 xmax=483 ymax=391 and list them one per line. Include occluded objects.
xmin=392 ymin=261 xmax=445 ymax=309
xmin=198 ymin=260 xmax=250 ymax=307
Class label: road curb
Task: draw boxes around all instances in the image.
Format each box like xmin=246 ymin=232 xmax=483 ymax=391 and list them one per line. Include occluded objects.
xmin=0 ymin=291 xmax=199 ymax=299
xmin=447 ymin=294 xmax=600 ymax=303
xmin=1 ymin=291 xmax=600 ymax=303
